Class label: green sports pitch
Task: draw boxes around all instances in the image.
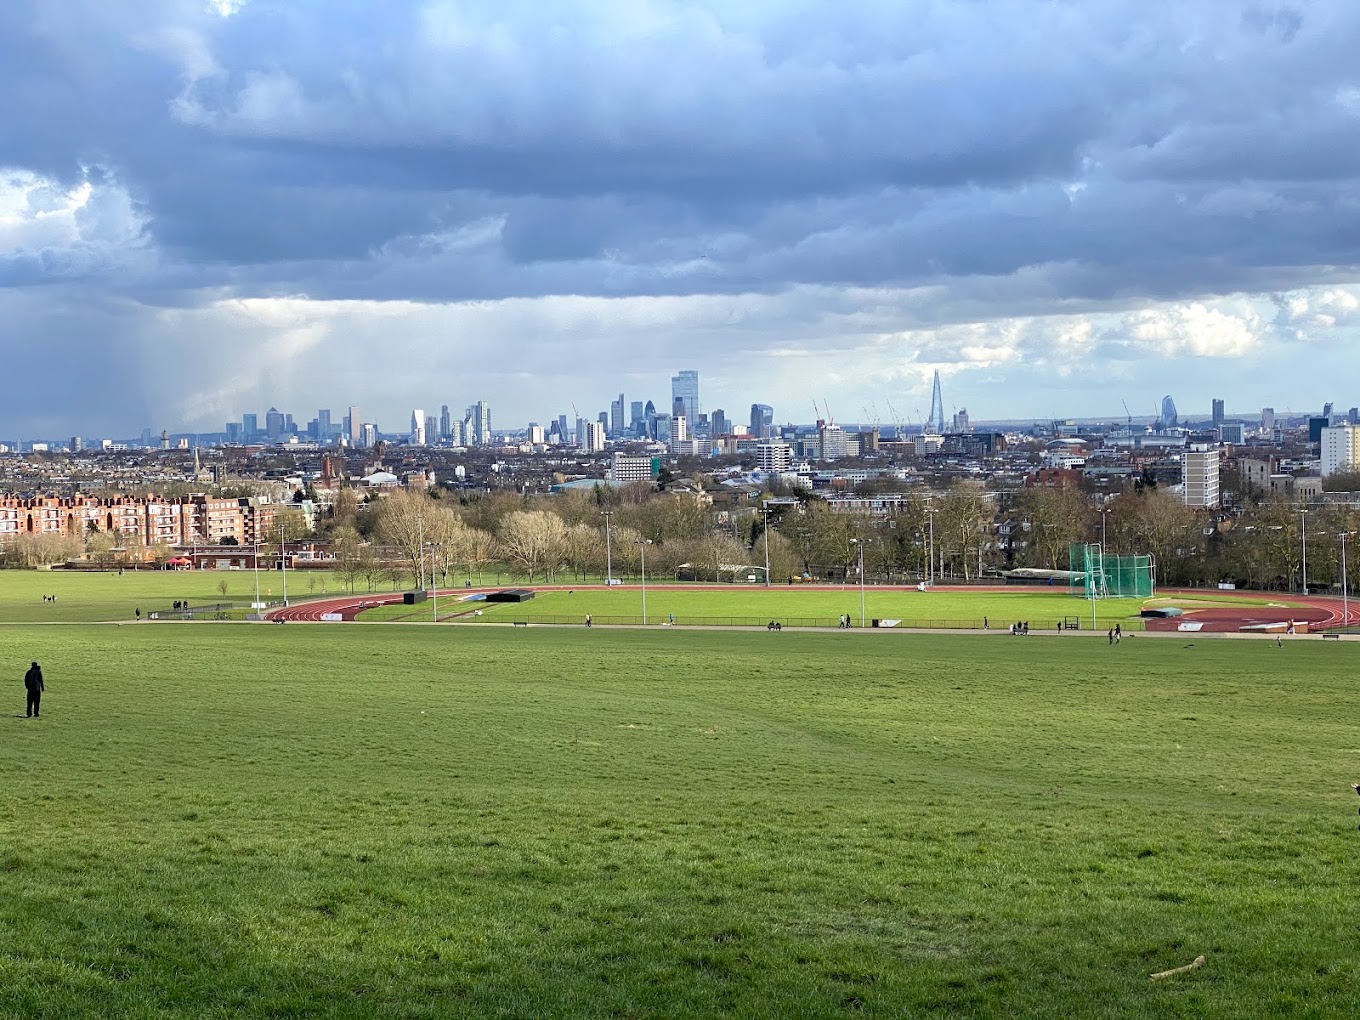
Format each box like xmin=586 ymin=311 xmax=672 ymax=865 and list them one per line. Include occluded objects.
xmin=1 ymin=623 xmax=1356 ymax=1017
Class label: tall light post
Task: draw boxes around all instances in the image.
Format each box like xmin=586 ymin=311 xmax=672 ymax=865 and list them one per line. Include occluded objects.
xmin=280 ymin=530 xmax=288 ymax=607
xmin=637 ymin=539 xmax=652 ymax=624
xmin=1341 ymin=531 xmax=1352 ymax=627
xmin=417 ymin=516 xmax=426 ymax=591
xmin=601 ymin=510 xmax=614 ymax=585
xmin=759 ymin=505 xmax=772 ymax=587
xmin=1298 ymin=508 xmax=1309 ymax=595
xmin=850 ymin=538 xmax=866 ymax=628
xmin=427 ymin=542 xmax=439 ymax=622
xmin=1098 ymin=506 xmax=1111 ymax=557
xmin=925 ymin=506 xmax=938 ymax=586
xmin=252 ymin=537 xmax=261 ymax=615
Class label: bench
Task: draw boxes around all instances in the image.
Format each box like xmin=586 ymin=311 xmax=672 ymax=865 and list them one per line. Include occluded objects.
xmin=1322 ymin=632 xmax=1341 ymax=640
xmin=513 ymin=621 xmax=528 ymax=627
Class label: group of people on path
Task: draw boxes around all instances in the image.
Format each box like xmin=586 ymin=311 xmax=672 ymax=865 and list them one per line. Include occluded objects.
xmin=39 ymin=594 xmax=59 ymax=603
xmin=1008 ymin=621 xmax=1030 ymax=636
xmin=1107 ymin=625 xmax=1123 ymax=645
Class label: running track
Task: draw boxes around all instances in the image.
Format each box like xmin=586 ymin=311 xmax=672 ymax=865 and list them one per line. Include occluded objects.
xmin=266 ymin=583 xmax=1360 ymax=629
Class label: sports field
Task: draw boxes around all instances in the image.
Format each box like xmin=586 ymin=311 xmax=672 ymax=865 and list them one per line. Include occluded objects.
xmin=0 ymin=568 xmax=352 ymax=623
xmin=2 ymin=624 xmax=1356 ymax=1017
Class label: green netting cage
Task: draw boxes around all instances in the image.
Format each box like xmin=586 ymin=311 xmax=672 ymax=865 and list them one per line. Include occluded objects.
xmin=1068 ymin=543 xmax=1154 ymax=598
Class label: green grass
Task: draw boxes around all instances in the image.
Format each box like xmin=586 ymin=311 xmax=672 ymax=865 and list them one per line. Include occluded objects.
xmin=1 ymin=624 xmax=1357 ymax=1017
xmin=0 ymin=568 xmax=342 ymax=623
xmin=438 ymin=587 xmax=1152 ymax=629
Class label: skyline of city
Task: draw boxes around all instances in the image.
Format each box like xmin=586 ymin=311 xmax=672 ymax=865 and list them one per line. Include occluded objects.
xmin=5 ymin=4 xmax=1360 ymax=438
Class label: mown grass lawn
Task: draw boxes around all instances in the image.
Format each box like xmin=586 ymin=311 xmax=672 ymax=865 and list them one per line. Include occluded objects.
xmin=444 ymin=587 xmax=1154 ymax=629
xmin=1 ymin=624 xmax=1356 ymax=1017
xmin=0 ymin=568 xmax=356 ymax=624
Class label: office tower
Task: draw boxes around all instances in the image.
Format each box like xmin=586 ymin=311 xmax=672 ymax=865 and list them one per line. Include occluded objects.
xmin=671 ymin=370 xmax=699 ymax=423
xmin=749 ymin=403 xmax=774 ymax=440
xmin=711 ymin=409 xmax=729 ymax=437
xmin=467 ymin=401 xmax=491 ymax=446
xmin=448 ymin=419 xmax=464 ymax=446
xmin=629 ymin=400 xmax=645 ymax=435
xmin=952 ymin=408 xmax=970 ymax=433
xmin=346 ymin=405 xmax=360 ymax=442
xmin=411 ymin=409 xmax=426 ymax=446
xmin=557 ymin=414 xmax=569 ymax=442
xmin=585 ymin=421 xmax=606 ymax=453
xmin=1159 ymin=395 xmax=1178 ymax=431
xmin=926 ymin=371 xmax=946 ymax=434
xmin=426 ymin=415 xmax=439 ymax=444
xmin=241 ymin=413 xmax=258 ymax=441
xmin=1211 ymin=398 xmax=1224 ymax=426
xmin=527 ymin=424 xmax=545 ymax=445
xmin=669 ymin=415 xmax=688 ymax=451
xmin=598 ymin=411 xmax=609 ymax=434
xmin=1308 ymin=416 xmax=1329 ymax=444
xmin=574 ymin=417 xmax=587 ymax=448
xmin=265 ymin=407 xmax=285 ymax=439
xmin=440 ymin=405 xmax=451 ymax=441
xmin=652 ymin=413 xmax=671 ymax=446
xmin=318 ymin=409 xmax=332 ymax=441
xmin=610 ymin=394 xmax=625 ymax=437
xmin=644 ymin=401 xmax=657 ymax=440
xmin=1218 ymin=423 xmax=1245 ymax=444
xmin=70 ymin=436 xmax=85 ymax=453
xmin=225 ymin=423 xmax=242 ymax=444
xmin=1322 ymin=425 xmax=1360 ymax=477
xmin=1350 ymin=408 xmax=1360 ymax=425
xmin=284 ymin=413 xmax=295 ymax=435
xmin=1261 ymin=407 xmax=1275 ymax=430
xmin=1182 ymin=449 xmax=1220 ymax=508
xmin=359 ymin=423 xmax=377 ymax=448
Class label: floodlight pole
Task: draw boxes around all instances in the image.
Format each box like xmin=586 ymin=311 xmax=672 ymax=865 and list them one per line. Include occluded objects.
xmin=1298 ymin=509 xmax=1308 ymax=595
xmin=418 ymin=515 xmax=426 ymax=591
xmin=1341 ymin=531 xmax=1350 ymax=627
xmin=760 ymin=505 xmax=772 ymax=587
xmin=852 ymin=538 xmax=865 ymax=628
xmin=601 ymin=510 xmax=614 ymax=585
xmin=280 ymin=531 xmax=288 ymax=607
xmin=925 ymin=504 xmax=937 ymax=586
xmin=637 ymin=539 xmax=651 ymax=624
xmin=253 ymin=537 xmax=261 ymax=615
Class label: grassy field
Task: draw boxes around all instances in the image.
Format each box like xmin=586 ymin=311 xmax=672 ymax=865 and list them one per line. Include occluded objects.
xmin=1 ymin=624 xmax=1357 ymax=1017
xmin=0 ymin=568 xmax=358 ymax=623
xmin=422 ymin=587 xmax=1154 ymax=630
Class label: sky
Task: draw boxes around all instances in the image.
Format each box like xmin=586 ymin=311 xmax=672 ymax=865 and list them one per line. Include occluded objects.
xmin=4 ymin=0 xmax=1360 ymax=439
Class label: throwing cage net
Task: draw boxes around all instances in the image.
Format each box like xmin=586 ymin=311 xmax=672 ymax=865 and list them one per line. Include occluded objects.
xmin=1068 ymin=543 xmax=1154 ymax=599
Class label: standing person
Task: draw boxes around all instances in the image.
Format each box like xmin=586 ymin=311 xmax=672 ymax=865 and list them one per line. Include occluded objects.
xmin=24 ymin=662 xmax=44 ymax=718
xmin=585 ymin=613 xmax=592 ymax=628
xmin=1108 ymin=628 xmax=1114 ymax=645
xmin=983 ymin=616 xmax=989 ymax=630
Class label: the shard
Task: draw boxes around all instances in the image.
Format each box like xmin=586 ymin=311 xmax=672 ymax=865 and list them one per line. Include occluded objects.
xmin=926 ymin=370 xmax=946 ymax=433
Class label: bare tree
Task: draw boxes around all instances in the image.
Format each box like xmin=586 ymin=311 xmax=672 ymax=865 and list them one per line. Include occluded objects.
xmin=498 ymin=510 xmax=569 ymax=582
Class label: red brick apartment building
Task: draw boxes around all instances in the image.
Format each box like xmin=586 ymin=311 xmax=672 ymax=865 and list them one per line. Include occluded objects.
xmin=0 ymin=495 xmax=276 ymax=548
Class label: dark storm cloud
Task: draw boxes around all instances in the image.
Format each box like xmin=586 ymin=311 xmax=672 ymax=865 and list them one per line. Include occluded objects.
xmin=4 ymin=0 xmax=1360 ymax=434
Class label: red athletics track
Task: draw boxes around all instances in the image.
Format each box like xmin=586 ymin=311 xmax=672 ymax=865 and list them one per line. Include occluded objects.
xmin=265 ymin=583 xmax=1360 ymax=631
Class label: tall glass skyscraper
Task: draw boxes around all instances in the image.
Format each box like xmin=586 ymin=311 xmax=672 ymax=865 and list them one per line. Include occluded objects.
xmin=926 ymin=371 xmax=946 ymax=434
xmin=671 ymin=370 xmax=699 ymax=423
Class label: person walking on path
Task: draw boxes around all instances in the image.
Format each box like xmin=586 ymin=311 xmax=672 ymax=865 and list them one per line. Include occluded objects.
xmin=24 ymin=662 xmax=44 ymax=718
xmin=1108 ymin=628 xmax=1114 ymax=645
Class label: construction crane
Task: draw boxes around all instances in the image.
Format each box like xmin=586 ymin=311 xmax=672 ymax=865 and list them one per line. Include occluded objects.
xmin=886 ymin=401 xmax=907 ymax=439
xmin=1121 ymin=398 xmax=1133 ymax=429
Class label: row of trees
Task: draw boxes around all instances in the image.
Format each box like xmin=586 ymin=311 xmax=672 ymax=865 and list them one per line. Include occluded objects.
xmin=333 ymin=482 xmax=1360 ymax=592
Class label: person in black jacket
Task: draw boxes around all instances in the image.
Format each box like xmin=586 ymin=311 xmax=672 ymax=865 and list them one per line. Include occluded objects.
xmin=24 ymin=662 xmax=44 ymax=718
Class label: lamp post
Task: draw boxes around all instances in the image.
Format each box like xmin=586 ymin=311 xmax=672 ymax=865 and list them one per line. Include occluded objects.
xmin=601 ymin=510 xmax=614 ymax=585
xmin=280 ymin=531 xmax=288 ymax=607
xmin=637 ymin=539 xmax=652 ymax=624
xmin=760 ymin=505 xmax=772 ymax=587
xmin=850 ymin=538 xmax=865 ymax=628
xmin=1098 ymin=506 xmax=1111 ymax=557
xmin=252 ymin=537 xmax=261 ymax=616
xmin=1298 ymin=509 xmax=1308 ymax=595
